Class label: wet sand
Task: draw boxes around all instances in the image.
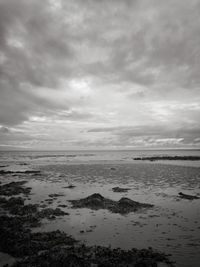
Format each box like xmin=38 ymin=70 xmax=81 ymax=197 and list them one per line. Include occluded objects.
xmin=0 ymin=161 xmax=200 ymax=266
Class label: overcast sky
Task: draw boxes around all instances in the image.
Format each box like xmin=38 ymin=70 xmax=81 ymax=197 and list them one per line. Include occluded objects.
xmin=0 ymin=0 xmax=200 ymax=150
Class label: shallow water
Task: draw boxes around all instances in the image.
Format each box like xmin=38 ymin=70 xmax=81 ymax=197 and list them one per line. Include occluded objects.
xmin=0 ymin=149 xmax=200 ymax=167
xmin=0 ymin=150 xmax=200 ymax=267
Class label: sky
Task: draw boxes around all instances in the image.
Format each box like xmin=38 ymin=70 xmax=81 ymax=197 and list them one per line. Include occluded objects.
xmin=0 ymin=0 xmax=200 ymax=150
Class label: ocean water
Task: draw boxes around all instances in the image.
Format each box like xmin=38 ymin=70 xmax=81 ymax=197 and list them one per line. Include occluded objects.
xmin=0 ymin=149 xmax=200 ymax=267
xmin=0 ymin=149 xmax=200 ymax=167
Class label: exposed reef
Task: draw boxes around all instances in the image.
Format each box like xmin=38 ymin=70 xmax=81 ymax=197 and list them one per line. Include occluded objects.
xmin=70 ymin=193 xmax=153 ymax=214
xmin=178 ymin=192 xmax=200 ymax=200
xmin=134 ymin=156 xmax=200 ymax=161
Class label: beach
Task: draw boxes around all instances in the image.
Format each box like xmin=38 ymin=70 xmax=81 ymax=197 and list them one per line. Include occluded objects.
xmin=0 ymin=150 xmax=200 ymax=266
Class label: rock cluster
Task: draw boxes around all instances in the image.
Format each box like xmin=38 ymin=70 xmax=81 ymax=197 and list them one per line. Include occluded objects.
xmin=70 ymin=193 xmax=153 ymax=214
xmin=0 ymin=181 xmax=31 ymax=196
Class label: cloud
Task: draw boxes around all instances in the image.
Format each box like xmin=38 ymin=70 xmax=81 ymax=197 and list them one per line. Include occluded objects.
xmin=88 ymin=122 xmax=200 ymax=148
xmin=0 ymin=0 xmax=200 ymax=148
xmin=0 ymin=126 xmax=10 ymax=133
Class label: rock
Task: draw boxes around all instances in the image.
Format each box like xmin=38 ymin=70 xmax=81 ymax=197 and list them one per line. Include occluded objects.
xmin=63 ymin=184 xmax=76 ymax=189
xmin=0 ymin=181 xmax=31 ymax=196
xmin=112 ymin=187 xmax=130 ymax=193
xmin=0 ymin=215 xmax=76 ymax=258
xmin=49 ymin=193 xmax=65 ymax=198
xmin=11 ymin=204 xmax=39 ymax=216
xmin=0 ymin=196 xmax=25 ymax=214
xmin=3 ymin=196 xmax=24 ymax=206
xmin=70 ymin=193 xmax=153 ymax=214
xmin=11 ymin=236 xmax=173 ymax=267
xmin=133 ymin=156 xmax=200 ymax=161
xmin=38 ymin=208 xmax=69 ymax=218
xmin=0 ymin=170 xmax=40 ymax=175
xmin=178 ymin=192 xmax=199 ymax=200
xmin=0 ymin=195 xmax=68 ymax=223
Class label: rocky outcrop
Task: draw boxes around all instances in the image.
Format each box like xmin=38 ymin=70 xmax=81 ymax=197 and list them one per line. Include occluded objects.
xmin=134 ymin=156 xmax=200 ymax=161
xmin=178 ymin=192 xmax=199 ymax=200
xmin=70 ymin=193 xmax=153 ymax=214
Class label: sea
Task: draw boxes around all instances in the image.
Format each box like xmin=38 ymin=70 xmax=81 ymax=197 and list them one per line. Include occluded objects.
xmin=0 ymin=149 xmax=200 ymax=166
xmin=0 ymin=149 xmax=200 ymax=267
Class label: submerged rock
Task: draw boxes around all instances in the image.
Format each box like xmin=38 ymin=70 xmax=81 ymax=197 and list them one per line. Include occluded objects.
xmin=112 ymin=186 xmax=131 ymax=193
xmin=70 ymin=193 xmax=153 ymax=214
xmin=178 ymin=192 xmax=199 ymax=200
